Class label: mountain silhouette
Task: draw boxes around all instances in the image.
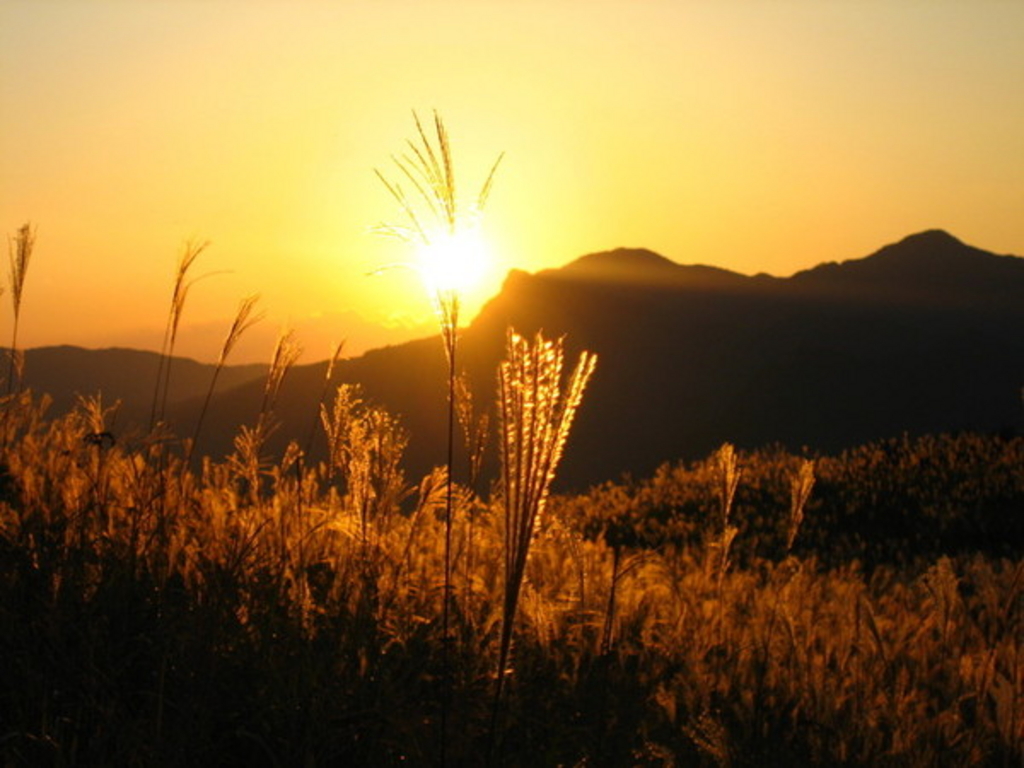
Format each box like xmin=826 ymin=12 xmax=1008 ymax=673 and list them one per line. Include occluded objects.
xmin=20 ymin=230 xmax=1024 ymax=491
xmin=789 ymin=230 xmax=1024 ymax=309
xmin=16 ymin=346 xmax=267 ymax=432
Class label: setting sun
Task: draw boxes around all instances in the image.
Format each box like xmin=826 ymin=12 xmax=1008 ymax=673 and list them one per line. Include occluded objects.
xmin=373 ymin=110 xmax=504 ymax=335
xmin=415 ymin=223 xmax=492 ymax=299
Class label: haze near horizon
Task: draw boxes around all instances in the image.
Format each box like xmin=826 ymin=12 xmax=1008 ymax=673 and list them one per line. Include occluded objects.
xmin=2 ymin=1 xmax=1022 ymax=363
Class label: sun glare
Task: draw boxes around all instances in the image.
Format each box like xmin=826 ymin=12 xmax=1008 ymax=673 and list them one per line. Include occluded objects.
xmin=416 ymin=224 xmax=491 ymax=297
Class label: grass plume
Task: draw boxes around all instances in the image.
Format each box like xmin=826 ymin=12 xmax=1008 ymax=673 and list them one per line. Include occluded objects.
xmin=261 ymin=327 xmax=302 ymax=420
xmin=493 ymin=329 xmax=596 ymax=731
xmin=187 ymin=294 xmax=264 ymax=467
xmin=373 ymin=109 xmax=503 ymax=357
xmin=6 ymin=222 xmax=36 ymax=394
xmin=150 ymin=239 xmax=208 ymax=429
xmin=320 ymin=383 xmax=408 ymax=554
xmin=0 ymin=391 xmax=1020 ymax=765
xmin=375 ymin=110 xmax=502 ymax=763
xmin=787 ymin=457 xmax=815 ymax=552
xmin=305 ymin=339 xmax=346 ymax=458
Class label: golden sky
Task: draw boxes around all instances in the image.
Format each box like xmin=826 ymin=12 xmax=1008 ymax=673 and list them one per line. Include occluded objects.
xmin=2 ymin=1 xmax=1022 ymax=363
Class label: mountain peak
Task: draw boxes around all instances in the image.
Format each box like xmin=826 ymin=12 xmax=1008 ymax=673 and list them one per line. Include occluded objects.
xmin=894 ymin=229 xmax=964 ymax=249
xmin=556 ymin=247 xmax=747 ymax=289
xmin=871 ymin=229 xmax=974 ymax=265
xmin=561 ymin=247 xmax=679 ymax=275
xmin=790 ymin=229 xmax=1024 ymax=308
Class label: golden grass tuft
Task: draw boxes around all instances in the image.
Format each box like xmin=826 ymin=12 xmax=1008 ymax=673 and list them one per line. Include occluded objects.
xmin=6 ymin=222 xmax=36 ymax=394
xmin=494 ymin=329 xmax=596 ymax=713
xmin=0 ymin=390 xmax=1020 ymax=765
xmin=150 ymin=239 xmax=208 ymax=428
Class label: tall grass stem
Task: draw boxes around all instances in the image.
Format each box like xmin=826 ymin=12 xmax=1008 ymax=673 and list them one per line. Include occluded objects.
xmin=6 ymin=222 xmax=35 ymax=395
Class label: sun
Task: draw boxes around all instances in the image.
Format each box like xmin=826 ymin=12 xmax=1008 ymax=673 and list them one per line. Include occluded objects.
xmin=373 ymin=111 xmax=505 ymax=324
xmin=415 ymin=223 xmax=493 ymax=300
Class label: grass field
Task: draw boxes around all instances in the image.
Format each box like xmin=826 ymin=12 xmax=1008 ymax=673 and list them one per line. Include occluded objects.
xmin=1 ymin=383 xmax=1021 ymax=766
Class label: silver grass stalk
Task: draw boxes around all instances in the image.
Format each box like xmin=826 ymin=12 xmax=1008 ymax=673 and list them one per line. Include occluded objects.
xmin=714 ymin=442 xmax=741 ymax=531
xmin=711 ymin=443 xmax=741 ymax=584
xmin=787 ymin=458 xmax=815 ymax=553
xmin=709 ymin=444 xmax=741 ymax=649
xmin=6 ymin=223 xmax=36 ymax=394
xmin=455 ymin=372 xmax=489 ymax=490
xmin=305 ymin=339 xmax=346 ymax=458
xmin=150 ymin=240 xmax=208 ymax=429
xmin=494 ymin=329 xmax=596 ymax=714
xmin=454 ymin=372 xmax=490 ymax=610
xmin=188 ymin=294 xmax=264 ymax=467
xmin=374 ymin=110 xmax=502 ymax=764
xmin=320 ymin=383 xmax=407 ymax=554
xmin=229 ymin=329 xmax=302 ymax=505
xmin=261 ymin=328 xmax=302 ymax=422
xmin=373 ymin=110 xmax=503 ymax=363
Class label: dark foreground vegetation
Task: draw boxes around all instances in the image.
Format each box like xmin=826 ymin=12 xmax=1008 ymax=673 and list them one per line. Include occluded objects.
xmin=1 ymin=391 xmax=1021 ymax=766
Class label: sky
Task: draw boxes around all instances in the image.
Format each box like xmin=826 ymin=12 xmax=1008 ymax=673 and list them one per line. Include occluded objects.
xmin=2 ymin=1 xmax=1022 ymax=364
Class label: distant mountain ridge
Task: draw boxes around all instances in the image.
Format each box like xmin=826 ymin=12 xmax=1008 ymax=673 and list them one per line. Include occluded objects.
xmin=788 ymin=230 xmax=1024 ymax=308
xmin=556 ymin=246 xmax=756 ymax=290
xmin=17 ymin=230 xmax=1024 ymax=490
xmin=17 ymin=346 xmax=267 ymax=430
xmin=477 ymin=230 xmax=1024 ymax=485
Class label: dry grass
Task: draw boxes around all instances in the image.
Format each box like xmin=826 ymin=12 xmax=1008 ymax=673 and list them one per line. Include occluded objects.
xmin=5 ymin=222 xmax=35 ymax=394
xmin=0 ymin=217 xmax=1020 ymax=765
xmin=493 ymin=329 xmax=597 ymax=738
xmin=372 ymin=109 xmax=502 ymax=354
xmin=787 ymin=458 xmax=815 ymax=552
xmin=188 ymin=294 xmax=264 ymax=467
xmin=373 ymin=112 xmax=504 ymax=763
xmin=150 ymin=239 xmax=208 ymax=429
xmin=0 ymin=390 xmax=1021 ymax=765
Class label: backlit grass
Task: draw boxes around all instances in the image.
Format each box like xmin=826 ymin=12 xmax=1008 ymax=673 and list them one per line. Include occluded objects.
xmin=1 ymin=388 xmax=1020 ymax=766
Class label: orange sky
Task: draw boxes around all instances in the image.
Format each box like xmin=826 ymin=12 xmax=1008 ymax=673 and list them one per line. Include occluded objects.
xmin=2 ymin=1 xmax=1022 ymax=364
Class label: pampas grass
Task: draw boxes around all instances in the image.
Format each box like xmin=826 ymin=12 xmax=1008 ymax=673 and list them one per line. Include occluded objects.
xmin=0 ymin=387 xmax=1020 ymax=766
xmin=231 ymin=329 xmax=302 ymax=500
xmin=710 ymin=443 xmax=741 ymax=583
xmin=188 ymin=294 xmax=264 ymax=467
xmin=150 ymin=239 xmax=207 ymax=429
xmin=261 ymin=328 xmax=302 ymax=420
xmin=305 ymin=339 xmax=346 ymax=457
xmin=374 ymin=111 xmax=503 ymax=763
xmin=787 ymin=458 xmax=815 ymax=553
xmin=320 ymin=382 xmax=408 ymax=553
xmin=373 ymin=110 xmax=502 ymax=366
xmin=493 ymin=329 xmax=596 ymax=734
xmin=3 ymin=144 xmax=1019 ymax=765
xmin=6 ymin=222 xmax=35 ymax=394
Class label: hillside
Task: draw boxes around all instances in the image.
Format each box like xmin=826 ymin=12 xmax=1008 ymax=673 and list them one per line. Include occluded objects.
xmin=20 ymin=230 xmax=1024 ymax=490
xmin=16 ymin=346 xmax=267 ymax=430
xmin=467 ymin=232 xmax=1021 ymax=486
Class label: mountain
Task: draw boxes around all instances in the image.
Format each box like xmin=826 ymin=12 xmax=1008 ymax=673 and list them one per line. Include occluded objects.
xmin=16 ymin=346 xmax=267 ymax=431
xmin=461 ymin=230 xmax=1024 ymax=487
xmin=556 ymin=246 xmax=751 ymax=290
xmin=20 ymin=230 xmax=1024 ymax=491
xmin=788 ymin=229 xmax=1024 ymax=309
